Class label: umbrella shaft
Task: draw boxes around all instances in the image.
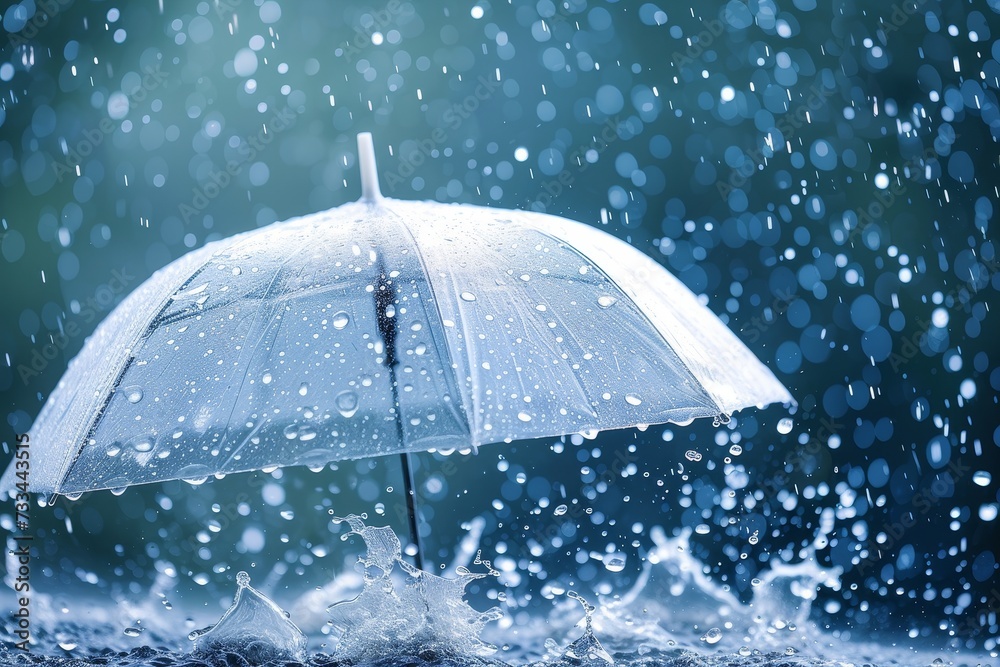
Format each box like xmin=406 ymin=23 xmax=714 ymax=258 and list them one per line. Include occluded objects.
xmin=398 ymin=450 xmax=424 ymax=571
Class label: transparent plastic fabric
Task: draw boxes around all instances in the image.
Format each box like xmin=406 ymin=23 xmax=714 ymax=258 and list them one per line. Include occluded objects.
xmin=1 ymin=199 xmax=791 ymax=495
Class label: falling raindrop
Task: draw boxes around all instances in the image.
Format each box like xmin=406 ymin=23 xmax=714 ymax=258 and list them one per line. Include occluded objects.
xmin=602 ymin=553 xmax=626 ymax=572
xmin=684 ymin=450 xmax=702 ymax=462
xmin=973 ymin=471 xmax=991 ymax=486
xmin=700 ymin=627 xmax=722 ymax=644
xmin=777 ymin=417 xmax=794 ymax=434
xmin=123 ymin=627 xmax=142 ymax=637
xmin=554 ymin=504 xmax=568 ymax=516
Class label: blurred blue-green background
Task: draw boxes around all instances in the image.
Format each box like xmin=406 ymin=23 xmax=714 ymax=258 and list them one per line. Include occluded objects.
xmin=0 ymin=0 xmax=998 ymax=649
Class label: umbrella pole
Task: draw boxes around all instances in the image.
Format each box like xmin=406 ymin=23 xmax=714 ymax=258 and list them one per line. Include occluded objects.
xmin=398 ymin=450 xmax=424 ymax=571
xmin=374 ymin=263 xmax=425 ymax=570
xmin=389 ymin=378 xmax=424 ymax=571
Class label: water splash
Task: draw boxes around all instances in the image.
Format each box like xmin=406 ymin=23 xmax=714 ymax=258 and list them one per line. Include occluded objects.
xmin=326 ymin=514 xmax=503 ymax=661
xmin=561 ymin=591 xmax=615 ymax=665
xmin=749 ymin=508 xmax=842 ymax=639
xmin=188 ymin=571 xmax=307 ymax=665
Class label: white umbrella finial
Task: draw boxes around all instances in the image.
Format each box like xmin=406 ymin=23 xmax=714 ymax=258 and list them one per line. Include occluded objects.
xmin=357 ymin=132 xmax=383 ymax=203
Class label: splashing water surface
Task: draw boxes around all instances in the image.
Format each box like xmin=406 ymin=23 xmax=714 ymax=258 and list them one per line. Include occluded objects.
xmin=1 ymin=514 xmax=995 ymax=666
xmin=326 ymin=514 xmax=504 ymax=662
xmin=188 ymin=570 xmax=307 ymax=663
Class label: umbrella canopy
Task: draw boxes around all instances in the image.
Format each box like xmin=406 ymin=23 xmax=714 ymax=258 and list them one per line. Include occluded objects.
xmin=1 ymin=133 xmax=792 ymax=499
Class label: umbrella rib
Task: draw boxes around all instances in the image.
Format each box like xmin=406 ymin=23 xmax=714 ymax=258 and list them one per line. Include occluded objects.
xmin=215 ymin=242 xmax=313 ymax=471
xmin=62 ymin=233 xmax=304 ymax=491
xmin=378 ymin=203 xmax=478 ymax=443
xmin=530 ymin=226 xmax=723 ymax=417
xmin=59 ymin=358 xmax=135 ymax=494
xmin=60 ymin=258 xmax=222 ymax=493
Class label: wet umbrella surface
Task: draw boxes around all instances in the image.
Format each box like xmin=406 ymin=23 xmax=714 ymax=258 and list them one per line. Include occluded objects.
xmin=2 ymin=133 xmax=791 ymax=558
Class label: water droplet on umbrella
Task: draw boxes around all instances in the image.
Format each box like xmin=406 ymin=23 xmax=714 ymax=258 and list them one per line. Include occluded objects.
xmin=64 ymin=492 xmax=83 ymax=501
xmin=123 ymin=627 xmax=142 ymax=637
xmin=685 ymin=450 xmax=702 ymax=461
xmin=625 ymin=393 xmax=642 ymax=406
xmin=777 ymin=417 xmax=794 ymax=434
xmin=298 ymin=383 xmax=309 ymax=396
xmin=262 ymin=372 xmax=273 ymax=384
xmin=131 ymin=437 xmax=154 ymax=452
xmin=58 ymin=642 xmax=77 ymax=650
xmin=171 ymin=282 xmax=209 ymax=300
xmin=283 ymin=425 xmax=299 ymax=440
xmin=105 ymin=443 xmax=122 ymax=457
xmin=123 ymin=387 xmax=143 ymax=404
xmin=517 ymin=411 xmax=532 ymax=422
xmin=332 ymin=311 xmax=350 ymax=329
xmin=460 ymin=291 xmax=477 ymax=302
xmin=110 ymin=486 xmax=127 ymax=496
xmin=336 ymin=390 xmax=359 ymax=418
xmin=597 ymin=295 xmax=617 ymax=308
xmin=232 ymin=266 xmax=242 ymax=276
xmin=700 ymin=627 xmax=722 ymax=644
xmin=236 ymin=571 xmax=250 ymax=587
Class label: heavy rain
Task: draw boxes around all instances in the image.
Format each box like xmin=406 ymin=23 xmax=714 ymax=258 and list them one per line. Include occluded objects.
xmin=0 ymin=1 xmax=998 ymax=666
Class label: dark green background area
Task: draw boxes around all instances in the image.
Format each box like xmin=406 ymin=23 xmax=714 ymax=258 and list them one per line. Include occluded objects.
xmin=0 ymin=0 xmax=998 ymax=648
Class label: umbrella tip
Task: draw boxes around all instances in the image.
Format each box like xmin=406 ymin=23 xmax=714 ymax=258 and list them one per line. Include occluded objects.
xmin=357 ymin=132 xmax=383 ymax=203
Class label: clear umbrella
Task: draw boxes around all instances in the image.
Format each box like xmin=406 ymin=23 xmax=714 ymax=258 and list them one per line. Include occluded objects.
xmin=1 ymin=133 xmax=793 ymax=565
